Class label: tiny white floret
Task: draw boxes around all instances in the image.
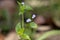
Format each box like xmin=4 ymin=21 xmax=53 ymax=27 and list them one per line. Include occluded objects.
xmin=21 ymin=2 xmax=24 ymax=5
xmin=26 ymin=19 xmax=31 ymax=22
xmin=32 ymin=14 xmax=36 ymax=19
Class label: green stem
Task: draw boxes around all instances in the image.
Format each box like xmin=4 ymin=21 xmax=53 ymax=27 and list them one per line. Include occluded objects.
xmin=22 ymin=13 xmax=24 ymax=28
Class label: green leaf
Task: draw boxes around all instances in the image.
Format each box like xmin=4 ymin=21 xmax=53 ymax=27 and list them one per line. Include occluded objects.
xmin=18 ymin=28 xmax=24 ymax=36
xmin=17 ymin=1 xmax=21 ymax=5
xmin=15 ymin=23 xmax=24 ymax=35
xmin=19 ymin=11 xmax=24 ymax=15
xmin=24 ymin=28 xmax=32 ymax=36
xmin=20 ymin=5 xmax=25 ymax=12
xmin=17 ymin=1 xmax=32 ymax=15
xmin=30 ymin=22 xmax=37 ymax=29
xmin=16 ymin=23 xmax=21 ymax=31
xmin=19 ymin=5 xmax=25 ymax=15
xmin=25 ymin=5 xmax=33 ymax=10
xmin=17 ymin=1 xmax=25 ymax=15
xmin=21 ymin=34 xmax=31 ymax=40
